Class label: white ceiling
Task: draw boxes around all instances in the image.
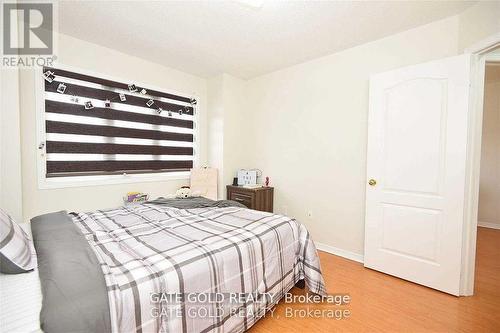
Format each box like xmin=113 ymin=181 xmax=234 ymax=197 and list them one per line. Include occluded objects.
xmin=59 ymin=1 xmax=475 ymax=79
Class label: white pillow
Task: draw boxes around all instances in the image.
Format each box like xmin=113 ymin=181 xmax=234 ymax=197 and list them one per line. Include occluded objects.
xmin=0 ymin=209 xmax=35 ymax=274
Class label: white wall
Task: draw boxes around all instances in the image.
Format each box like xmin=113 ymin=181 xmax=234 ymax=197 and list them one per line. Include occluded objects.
xmin=207 ymin=75 xmax=225 ymax=198
xmin=0 ymin=7 xmax=23 ymax=222
xmin=19 ymin=33 xmax=207 ymax=221
xmin=238 ymin=16 xmax=461 ymax=255
xmin=0 ymin=68 xmax=23 ymax=222
xmin=207 ymin=74 xmax=248 ymax=199
xmin=221 ymin=74 xmax=249 ymax=193
xmin=479 ymin=65 xmax=500 ymax=227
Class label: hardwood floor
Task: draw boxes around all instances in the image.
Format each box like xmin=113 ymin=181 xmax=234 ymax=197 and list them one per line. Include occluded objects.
xmin=250 ymin=227 xmax=500 ymax=332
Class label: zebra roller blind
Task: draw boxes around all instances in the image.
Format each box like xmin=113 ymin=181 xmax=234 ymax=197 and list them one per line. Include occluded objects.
xmin=42 ymin=66 xmax=196 ymax=177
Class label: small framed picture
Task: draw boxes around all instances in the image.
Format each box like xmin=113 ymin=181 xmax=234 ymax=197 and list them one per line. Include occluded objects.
xmin=157 ymin=107 xmax=163 ymax=114
xmin=43 ymin=70 xmax=55 ymax=83
xmin=140 ymin=89 xmax=147 ymax=95
xmin=104 ymin=99 xmax=111 ymax=108
xmin=119 ymin=93 xmax=126 ymax=101
xmin=146 ymin=99 xmax=154 ymax=107
xmin=190 ymin=98 xmax=197 ymax=105
xmin=128 ymin=84 xmax=138 ymax=92
xmin=56 ymin=83 xmax=67 ymax=94
xmin=84 ymin=101 xmax=94 ymax=110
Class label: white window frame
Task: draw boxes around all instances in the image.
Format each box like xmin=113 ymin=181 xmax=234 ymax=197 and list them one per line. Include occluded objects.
xmin=35 ymin=63 xmax=200 ymax=189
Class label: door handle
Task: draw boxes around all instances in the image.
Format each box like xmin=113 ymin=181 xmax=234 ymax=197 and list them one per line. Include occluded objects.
xmin=368 ymin=179 xmax=377 ymax=186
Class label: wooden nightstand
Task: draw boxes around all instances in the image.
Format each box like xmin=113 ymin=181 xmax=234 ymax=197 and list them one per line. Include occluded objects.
xmin=226 ymin=185 xmax=274 ymax=212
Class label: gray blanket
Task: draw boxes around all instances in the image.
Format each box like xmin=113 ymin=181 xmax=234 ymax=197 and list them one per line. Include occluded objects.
xmin=31 ymin=211 xmax=111 ymax=333
xmin=31 ymin=198 xmax=244 ymax=333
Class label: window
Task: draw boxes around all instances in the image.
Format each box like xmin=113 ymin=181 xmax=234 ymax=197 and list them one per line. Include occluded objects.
xmin=38 ymin=66 xmax=197 ymax=186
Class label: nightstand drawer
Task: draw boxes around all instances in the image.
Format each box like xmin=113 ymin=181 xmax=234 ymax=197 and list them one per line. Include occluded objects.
xmin=230 ymin=192 xmax=253 ymax=209
xmin=226 ymin=185 xmax=274 ymax=212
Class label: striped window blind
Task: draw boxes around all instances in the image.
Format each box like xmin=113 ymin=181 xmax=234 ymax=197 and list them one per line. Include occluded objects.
xmin=42 ymin=66 xmax=196 ymax=178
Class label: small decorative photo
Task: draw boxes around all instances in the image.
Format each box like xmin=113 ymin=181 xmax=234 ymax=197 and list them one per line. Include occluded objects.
xmin=104 ymin=99 xmax=111 ymax=108
xmin=43 ymin=70 xmax=55 ymax=83
xmin=119 ymin=93 xmax=127 ymax=101
xmin=140 ymin=89 xmax=147 ymax=95
xmin=190 ymin=98 xmax=197 ymax=105
xmin=157 ymin=107 xmax=163 ymax=114
xmin=84 ymin=101 xmax=94 ymax=110
xmin=56 ymin=83 xmax=67 ymax=94
xmin=128 ymin=84 xmax=138 ymax=92
xmin=146 ymin=99 xmax=154 ymax=107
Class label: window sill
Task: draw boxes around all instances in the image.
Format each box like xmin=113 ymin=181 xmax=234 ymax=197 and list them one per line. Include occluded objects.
xmin=38 ymin=171 xmax=190 ymax=190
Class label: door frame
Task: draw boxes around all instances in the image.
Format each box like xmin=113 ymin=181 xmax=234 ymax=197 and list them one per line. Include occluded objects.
xmin=461 ymin=33 xmax=500 ymax=296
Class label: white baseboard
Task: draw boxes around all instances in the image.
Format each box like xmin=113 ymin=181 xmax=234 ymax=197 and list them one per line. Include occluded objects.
xmin=478 ymin=221 xmax=500 ymax=230
xmin=315 ymin=242 xmax=364 ymax=264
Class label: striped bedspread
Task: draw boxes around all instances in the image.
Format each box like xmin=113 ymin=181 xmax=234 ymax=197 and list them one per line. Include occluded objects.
xmin=72 ymin=203 xmax=325 ymax=333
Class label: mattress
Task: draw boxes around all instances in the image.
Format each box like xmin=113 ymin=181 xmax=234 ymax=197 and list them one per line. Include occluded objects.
xmin=0 ymin=224 xmax=42 ymax=333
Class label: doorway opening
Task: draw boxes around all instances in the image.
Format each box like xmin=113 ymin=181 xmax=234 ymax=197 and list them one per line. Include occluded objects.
xmin=478 ymin=59 xmax=500 ymax=232
xmin=474 ymin=56 xmax=500 ymax=297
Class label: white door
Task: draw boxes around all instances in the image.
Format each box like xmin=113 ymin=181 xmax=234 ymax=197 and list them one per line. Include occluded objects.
xmin=364 ymin=54 xmax=471 ymax=296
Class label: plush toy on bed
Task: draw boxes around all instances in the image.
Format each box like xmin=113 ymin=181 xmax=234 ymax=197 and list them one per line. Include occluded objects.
xmin=175 ymin=186 xmax=192 ymax=199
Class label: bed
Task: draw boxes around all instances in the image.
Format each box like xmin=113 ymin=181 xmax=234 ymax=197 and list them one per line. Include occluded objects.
xmin=24 ymin=197 xmax=325 ymax=333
